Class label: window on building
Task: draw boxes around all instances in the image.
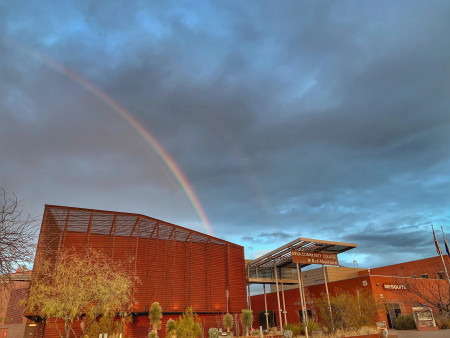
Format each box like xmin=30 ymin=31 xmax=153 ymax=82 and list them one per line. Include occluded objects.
xmin=420 ymin=273 xmax=428 ymax=279
xmin=410 ymin=275 xmax=416 ymax=278
xmin=299 ymin=310 xmax=313 ymax=323
xmin=436 ymin=271 xmax=445 ymax=279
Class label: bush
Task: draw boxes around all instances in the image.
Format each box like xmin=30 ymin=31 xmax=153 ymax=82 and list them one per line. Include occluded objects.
xmin=300 ymin=320 xmax=319 ymax=335
xmin=148 ymin=330 xmax=158 ymax=338
xmin=240 ymin=309 xmax=253 ymax=336
xmin=283 ymin=329 xmax=293 ymax=338
xmin=435 ymin=315 xmax=450 ymax=329
xmin=209 ymin=327 xmax=219 ymax=338
xmin=315 ymin=289 xmax=378 ymax=331
xmin=250 ymin=328 xmax=260 ymax=336
xmin=283 ymin=323 xmax=301 ymax=336
xmin=149 ymin=302 xmax=163 ymax=331
xmin=223 ymin=313 xmax=234 ymax=333
xmin=393 ymin=314 xmax=416 ymax=330
xmin=176 ymin=307 xmax=202 ymax=338
xmin=166 ymin=318 xmax=176 ymax=334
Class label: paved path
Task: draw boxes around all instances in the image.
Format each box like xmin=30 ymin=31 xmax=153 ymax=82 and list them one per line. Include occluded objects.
xmin=388 ymin=329 xmax=449 ymax=338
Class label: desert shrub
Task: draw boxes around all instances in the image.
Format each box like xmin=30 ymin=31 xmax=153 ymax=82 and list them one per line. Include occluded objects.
xmin=223 ymin=313 xmax=234 ymax=332
xmin=283 ymin=329 xmax=293 ymax=338
xmin=283 ymin=323 xmax=301 ymax=336
xmin=166 ymin=318 xmax=176 ymax=336
xmin=176 ymin=307 xmax=202 ymax=338
xmin=393 ymin=314 xmax=416 ymax=330
xmin=209 ymin=327 xmax=219 ymax=338
xmin=149 ymin=302 xmax=163 ymax=331
xmin=240 ymin=309 xmax=253 ymax=336
xmin=435 ymin=315 xmax=450 ymax=329
xmin=300 ymin=320 xmax=319 ymax=335
xmin=315 ymin=289 xmax=378 ymax=332
xmin=250 ymin=328 xmax=260 ymax=336
xmin=148 ymin=330 xmax=158 ymax=338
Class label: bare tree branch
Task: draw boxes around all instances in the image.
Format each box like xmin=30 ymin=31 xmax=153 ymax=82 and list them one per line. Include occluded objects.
xmin=0 ymin=188 xmax=37 ymax=281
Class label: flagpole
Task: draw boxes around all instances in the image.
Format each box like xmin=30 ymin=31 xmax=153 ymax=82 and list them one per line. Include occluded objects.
xmin=441 ymin=226 xmax=450 ymax=259
xmin=432 ymin=225 xmax=450 ymax=285
xmin=440 ymin=226 xmax=450 ymax=285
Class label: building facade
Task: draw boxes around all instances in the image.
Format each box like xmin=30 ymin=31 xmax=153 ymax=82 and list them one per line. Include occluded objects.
xmin=0 ymin=269 xmax=36 ymax=338
xmin=29 ymin=205 xmax=247 ymax=337
xmin=250 ymin=256 xmax=450 ymax=329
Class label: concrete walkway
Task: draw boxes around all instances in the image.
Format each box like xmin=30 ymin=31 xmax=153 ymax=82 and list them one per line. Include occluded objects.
xmin=388 ymin=329 xmax=449 ymax=338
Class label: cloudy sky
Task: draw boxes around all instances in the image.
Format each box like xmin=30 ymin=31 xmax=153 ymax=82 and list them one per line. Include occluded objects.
xmin=1 ymin=0 xmax=450 ymax=269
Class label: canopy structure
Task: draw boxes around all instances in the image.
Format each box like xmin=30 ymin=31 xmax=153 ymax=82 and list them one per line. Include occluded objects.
xmin=248 ymin=237 xmax=357 ymax=269
xmin=245 ymin=237 xmax=357 ymax=336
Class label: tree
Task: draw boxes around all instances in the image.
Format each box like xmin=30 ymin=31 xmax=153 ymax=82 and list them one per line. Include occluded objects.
xmin=0 ymin=189 xmax=36 ymax=280
xmin=240 ymin=309 xmax=253 ymax=336
xmin=223 ymin=313 xmax=234 ymax=333
xmin=26 ymin=248 xmax=137 ymax=338
xmin=149 ymin=302 xmax=163 ymax=332
xmin=176 ymin=307 xmax=202 ymax=338
xmin=314 ymin=289 xmax=378 ymax=332
xmin=83 ymin=311 xmax=132 ymax=337
xmin=399 ymin=276 xmax=450 ymax=317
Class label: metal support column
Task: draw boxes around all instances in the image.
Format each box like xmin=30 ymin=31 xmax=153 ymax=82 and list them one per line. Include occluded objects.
xmin=248 ymin=284 xmax=252 ymax=310
xmin=296 ymin=263 xmax=309 ymax=338
xmin=263 ymin=284 xmax=269 ymax=331
xmin=322 ymin=264 xmax=334 ymax=331
xmin=281 ymin=282 xmax=288 ymax=324
xmin=274 ymin=263 xmax=283 ymax=333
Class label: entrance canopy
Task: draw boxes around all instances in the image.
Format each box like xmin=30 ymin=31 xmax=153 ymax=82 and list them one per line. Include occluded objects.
xmin=248 ymin=237 xmax=357 ymax=269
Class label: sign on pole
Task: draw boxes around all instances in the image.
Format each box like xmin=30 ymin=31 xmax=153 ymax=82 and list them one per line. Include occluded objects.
xmin=291 ymin=251 xmax=339 ymax=266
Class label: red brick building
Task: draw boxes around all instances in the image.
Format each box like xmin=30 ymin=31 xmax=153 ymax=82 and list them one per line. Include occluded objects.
xmin=0 ymin=269 xmax=36 ymax=338
xmin=250 ymin=256 xmax=450 ymax=329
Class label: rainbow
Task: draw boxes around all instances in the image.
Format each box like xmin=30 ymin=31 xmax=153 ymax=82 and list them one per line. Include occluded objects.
xmin=2 ymin=36 xmax=213 ymax=236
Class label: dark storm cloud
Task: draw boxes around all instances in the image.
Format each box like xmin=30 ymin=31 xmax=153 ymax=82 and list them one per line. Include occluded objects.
xmin=1 ymin=0 xmax=450 ymax=268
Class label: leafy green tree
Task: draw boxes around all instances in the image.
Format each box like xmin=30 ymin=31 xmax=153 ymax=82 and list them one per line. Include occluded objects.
xmin=176 ymin=307 xmax=202 ymax=338
xmin=240 ymin=309 xmax=253 ymax=336
xmin=223 ymin=313 xmax=234 ymax=333
xmin=26 ymin=248 xmax=136 ymax=338
xmin=149 ymin=302 xmax=163 ymax=332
